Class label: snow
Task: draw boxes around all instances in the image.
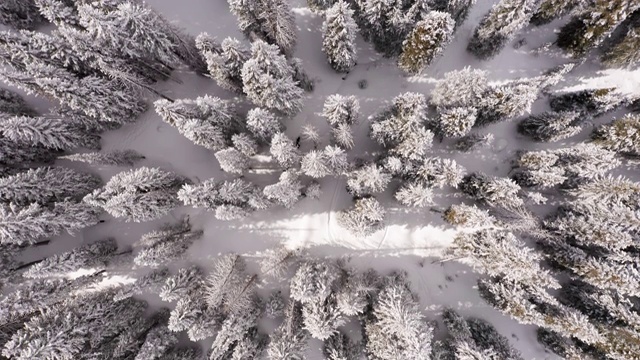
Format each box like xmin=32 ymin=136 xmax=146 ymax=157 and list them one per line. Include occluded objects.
xmin=9 ymin=0 xmax=640 ymax=358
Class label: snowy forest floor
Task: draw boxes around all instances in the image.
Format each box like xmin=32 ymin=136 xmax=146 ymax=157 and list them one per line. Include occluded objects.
xmin=6 ymin=0 xmax=640 ymax=358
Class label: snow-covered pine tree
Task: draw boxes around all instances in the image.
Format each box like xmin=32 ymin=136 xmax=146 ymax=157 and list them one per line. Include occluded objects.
xmin=549 ymin=88 xmax=625 ymax=116
xmin=394 ymin=181 xmax=434 ymax=207
xmin=475 ymin=77 xmax=542 ymax=126
xmin=115 ymin=267 xmax=171 ymax=301
xmin=430 ymin=67 xmax=488 ymax=110
xmin=432 ymin=0 xmax=476 ymax=28
xmin=134 ymin=218 xmax=203 ymax=268
xmin=270 ymin=132 xmax=301 ymax=168
xmin=443 ymin=203 xmax=496 ymax=228
xmin=241 ymin=40 xmax=303 ymax=115
xmin=602 ymin=26 xmax=640 ymax=68
xmin=261 ymin=0 xmax=297 ymax=55
xmin=308 ymin=0 xmax=336 ymax=12
xmin=455 ymin=133 xmax=494 ymax=152
xmin=267 ymin=300 xmax=309 ymax=360
xmin=323 ymin=145 xmax=349 ymax=175
xmin=302 ymin=294 xmax=346 ymax=340
xmin=265 ymin=291 xmax=286 ymax=318
xmin=337 ymin=196 xmax=386 ymax=237
xmin=0 ymin=88 xmax=36 ymax=117
xmin=437 ymin=106 xmax=477 ymax=138
xmin=460 ymin=173 xmax=524 ymax=210
xmin=134 ymin=323 xmax=179 ymax=360
xmin=467 ymin=0 xmax=537 ymax=59
xmin=231 ymin=133 xmax=258 ymax=157
xmin=591 ymin=113 xmax=640 ymax=156
xmin=331 ymin=122 xmax=354 ymax=149
xmin=264 ymin=170 xmax=304 ymax=208
xmin=160 ymin=265 xmax=205 ymax=303
xmin=530 ymin=0 xmax=583 ymax=25
xmin=23 ymin=238 xmax=118 ymax=279
xmin=517 ymin=111 xmax=582 ymax=142
xmin=323 ymin=330 xmax=362 ymax=360
xmin=205 ymin=253 xmax=249 ymax=310
xmin=346 ymin=163 xmax=391 ymax=196
xmin=363 ymin=272 xmax=434 ymax=359
xmin=398 ymin=11 xmax=454 ymax=74
xmin=215 ymin=147 xmax=250 ymax=174
xmin=178 ymin=177 xmax=269 ymax=218
xmin=84 ymin=167 xmax=186 ymax=222
xmin=59 ymin=150 xmax=145 ymax=166
xmin=440 ymin=309 xmax=494 ymax=359
xmin=197 ymin=35 xmax=249 ymax=94
xmin=414 ymin=157 xmax=466 ymax=189
xmin=336 ymin=268 xmax=381 ymax=316
xmin=322 ymin=94 xmax=359 ymax=126
xmin=322 ymin=1 xmax=358 ymax=73
xmin=0 ymin=167 xmax=101 ymax=205
xmin=301 ymin=150 xmax=330 ymax=178
xmin=465 ymin=316 xmax=525 ymax=359
xmin=0 ymin=115 xmax=100 ymax=150
xmin=301 ymin=123 xmax=321 ymax=147
xmin=246 ymin=107 xmax=283 ymax=143
xmin=155 ymin=95 xmax=239 ymax=151
xmin=290 ymin=260 xmax=340 ymax=304
xmin=0 ymin=0 xmax=43 ymax=29
xmin=557 ymin=0 xmax=640 ymax=57
xmin=208 ymin=297 xmax=263 ymax=359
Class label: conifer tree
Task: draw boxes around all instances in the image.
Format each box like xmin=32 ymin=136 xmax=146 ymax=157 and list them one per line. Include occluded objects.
xmin=0 ymin=0 xmax=43 ymax=29
xmin=322 ymin=1 xmax=358 ymax=73
xmin=592 ymin=114 xmax=640 ymax=156
xmin=59 ymin=150 xmax=145 ymax=166
xmin=242 ymin=40 xmax=303 ymax=115
xmin=178 ymin=177 xmax=269 ymax=218
xmin=602 ymin=27 xmax=640 ymax=68
xmin=246 ymin=107 xmax=283 ymax=143
xmin=549 ymin=88 xmax=625 ymax=116
xmin=475 ymin=77 xmax=542 ymax=126
xmin=322 ymin=94 xmax=359 ymax=126
xmin=324 ymin=329 xmax=362 ymax=360
xmin=0 ymin=88 xmax=36 ymax=117
xmin=433 ymin=0 xmax=476 ymax=28
xmin=0 ymin=115 xmax=100 ymax=150
xmin=437 ymin=106 xmax=477 ymax=138
xmin=394 ymin=181 xmax=434 ymax=207
xmin=0 ymin=167 xmax=101 ymax=206
xmin=264 ymin=170 xmax=304 ymax=208
xmin=557 ymin=0 xmax=640 ymax=57
xmin=134 ymin=218 xmax=203 ymax=268
xmin=323 ymin=145 xmax=350 ymax=175
xmin=261 ymin=0 xmax=298 ymax=55
xmin=155 ymin=96 xmax=239 ymax=151
xmin=530 ymin=0 xmax=583 ymax=26
xmin=160 ymin=266 xmax=205 ymax=303
xmin=198 ymin=35 xmax=249 ymax=94
xmin=135 ymin=324 xmax=179 ymax=360
xmin=84 ymin=167 xmax=186 ymax=222
xmin=346 ymin=163 xmax=391 ymax=196
xmin=467 ymin=0 xmax=537 ymax=59
xmin=215 ymin=147 xmax=250 ymax=174
xmin=399 ymin=11 xmax=454 ymax=74
xmin=267 ymin=300 xmax=309 ymax=360
xmin=517 ymin=111 xmax=582 ymax=142
xmin=337 ymin=196 xmax=385 ymax=237
xmin=466 ymin=316 xmax=525 ymax=359
xmin=270 ymin=132 xmax=301 ymax=168
xmin=115 ymin=267 xmax=171 ymax=302
xmin=301 ymin=150 xmax=330 ymax=178
xmin=24 ymin=238 xmax=118 ymax=279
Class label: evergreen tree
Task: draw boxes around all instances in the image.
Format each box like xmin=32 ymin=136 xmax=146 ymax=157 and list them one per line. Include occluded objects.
xmin=323 ymin=145 xmax=350 ymax=175
xmin=414 ymin=157 xmax=466 ymax=189
xmin=135 ymin=324 xmax=179 ymax=360
xmin=155 ymin=96 xmax=239 ymax=151
xmin=0 ymin=0 xmax=43 ymax=29
xmin=467 ymin=0 xmax=537 ymax=59
xmin=160 ymin=265 xmax=205 ymax=303
xmin=324 ymin=329 xmax=362 ymax=360
xmin=265 ymin=291 xmax=286 ymax=318
xmin=246 ymin=107 xmax=283 ymax=143
xmin=602 ymin=27 xmax=640 ymax=68
xmin=363 ymin=273 xmax=434 ymax=360
xmin=460 ymin=173 xmax=524 ymax=210
xmin=241 ymin=40 xmax=303 ymax=115
xmin=198 ymin=35 xmax=249 ymax=94
xmin=0 ymin=115 xmax=100 ymax=150
xmin=115 ymin=267 xmax=171 ymax=302
xmin=322 ymin=1 xmax=358 ymax=73
xmin=517 ymin=111 xmax=582 ymax=142
xmin=0 ymin=167 xmax=101 ymax=205
xmin=215 ymin=147 xmax=250 ymax=174
xmin=443 ymin=203 xmax=496 ymax=228
xmin=557 ymin=0 xmax=640 ymax=57
xmin=398 ymin=11 xmax=454 ymax=74
xmin=475 ymin=77 xmax=542 ymax=126
xmin=290 ymin=260 xmax=340 ymax=304
xmin=59 ymin=150 xmax=145 ymax=166
xmin=178 ymin=177 xmax=269 ymax=218
xmin=432 ymin=0 xmax=476 ymax=28
xmin=209 ymin=299 xmax=263 ymax=359
xmin=301 ymin=150 xmax=331 ymax=178
xmin=337 ymin=196 xmax=385 ymax=237
xmin=346 ymin=163 xmax=391 ymax=196
xmin=301 ymin=123 xmax=321 ymax=147
xmin=454 ymin=133 xmax=494 ymax=152
xmin=331 ymin=122 xmax=354 ymax=149
xmin=308 ymin=0 xmax=336 ymax=12
xmin=437 ymin=106 xmax=477 ymax=138
xmin=267 ymin=300 xmax=309 ymax=360
xmin=23 ymin=238 xmax=118 ymax=279
xmin=394 ymin=181 xmax=434 ymax=207
xmin=264 ymin=170 xmax=304 ymax=208
xmin=261 ymin=0 xmax=298 ymax=55
xmin=549 ymin=88 xmax=625 ymax=116
xmin=0 ymin=88 xmax=36 ymax=117
xmin=466 ymin=316 xmax=524 ymax=359
xmin=322 ymin=94 xmax=359 ymax=126
xmin=302 ymin=294 xmax=346 ymax=340
xmin=336 ymin=268 xmax=380 ymax=316
xmin=592 ymin=114 xmax=640 ymax=156
xmin=205 ymin=253 xmax=249 ymax=310
xmin=134 ymin=218 xmax=203 ymax=268
xmin=530 ymin=0 xmax=583 ymax=26
xmin=270 ymin=132 xmax=301 ymax=168
xmin=231 ymin=133 xmax=258 ymax=157
xmin=430 ymin=67 xmax=488 ymax=110
xmin=84 ymin=167 xmax=185 ymax=222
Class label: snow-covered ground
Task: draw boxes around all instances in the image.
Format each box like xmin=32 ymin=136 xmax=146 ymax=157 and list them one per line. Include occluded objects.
xmin=12 ymin=0 xmax=640 ymax=358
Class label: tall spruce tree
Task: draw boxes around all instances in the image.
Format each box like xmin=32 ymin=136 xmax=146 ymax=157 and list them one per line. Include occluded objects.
xmin=0 ymin=115 xmax=100 ymax=150
xmin=398 ymin=11 xmax=454 ymax=74
xmin=322 ymin=1 xmax=358 ymax=73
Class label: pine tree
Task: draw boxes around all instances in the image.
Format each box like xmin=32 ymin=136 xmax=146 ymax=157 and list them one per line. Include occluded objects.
xmin=302 ymin=294 xmax=346 ymax=340
xmin=399 ymin=11 xmax=454 ymax=74
xmin=267 ymin=300 xmax=309 ymax=360
xmin=438 ymin=106 xmax=477 ymax=138
xmin=209 ymin=299 xmax=263 ymax=359
xmin=460 ymin=173 xmax=524 ymax=210
xmin=323 ymin=1 xmax=358 ymax=73
xmin=84 ymin=167 xmax=185 ymax=222
xmin=246 ymin=107 xmax=283 ymax=143
xmin=530 ymin=0 xmax=583 ymax=25
xmin=443 ymin=203 xmax=496 ymax=228
xmin=205 ymin=253 xmax=248 ymax=310
xmin=323 ymin=329 xmax=362 ymax=360
xmin=433 ymin=0 xmax=476 ymax=28
xmin=467 ymin=0 xmax=537 ymax=59
xmin=59 ymin=150 xmax=145 ymax=166
xmin=264 ymin=170 xmax=304 ymax=208
xmin=454 ymin=133 xmax=494 ymax=152
xmin=215 ymin=147 xmax=250 ymax=174
xmin=135 ymin=324 xmax=179 ymax=360
xmin=308 ymin=0 xmax=336 ymax=12
xmin=270 ymin=132 xmax=301 ymax=168
xmin=336 ymin=268 xmax=380 ymax=316
xmin=414 ymin=157 xmax=466 ymax=189
xmin=23 ymin=238 xmax=118 ymax=279
xmin=557 ymin=0 xmax=640 ymax=57
xmin=0 ymin=0 xmax=43 ymax=29
xmin=346 ymin=163 xmax=391 ymax=196
xmin=265 ymin=290 xmax=286 ymax=318
xmin=475 ymin=77 xmax=542 ymax=126
xmin=466 ymin=317 xmax=524 ymax=359
xmin=231 ymin=133 xmax=258 ymax=156
xmin=0 ymin=115 xmax=100 ymax=150
xmin=517 ymin=111 xmax=582 ymax=142
xmin=549 ymin=88 xmax=625 ymax=116
xmin=301 ymin=123 xmax=321 ymax=147
xmin=178 ymin=177 xmax=268 ymax=216
xmin=155 ymin=96 xmax=239 ymax=151
xmin=363 ymin=273 xmax=434 ymax=360
xmin=261 ymin=0 xmax=298 ymax=55
xmin=323 ymin=145 xmax=350 ymax=175
xmin=0 ymin=167 xmax=101 ymax=205
xmin=160 ymin=266 xmax=205 ymax=303
xmin=322 ymin=94 xmax=359 ymax=126
xmin=115 ymin=267 xmax=171 ymax=301
xmin=394 ymin=181 xmax=434 ymax=207
xmin=430 ymin=67 xmax=488 ymax=110
xmin=134 ymin=218 xmax=203 ymax=268
xmin=592 ymin=114 xmax=640 ymax=156
xmin=337 ymin=196 xmax=385 ymax=237
xmin=242 ymin=40 xmax=303 ymax=115
xmin=602 ymin=27 xmax=640 ymax=68
xmin=0 ymin=88 xmax=36 ymax=117
xmin=198 ymin=35 xmax=249 ymax=94
xmin=301 ymin=150 xmax=330 ymax=178
xmin=290 ymin=260 xmax=340 ymax=304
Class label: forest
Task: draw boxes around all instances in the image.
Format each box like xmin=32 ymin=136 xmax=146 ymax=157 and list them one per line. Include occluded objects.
xmin=0 ymin=0 xmax=639 ymax=359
